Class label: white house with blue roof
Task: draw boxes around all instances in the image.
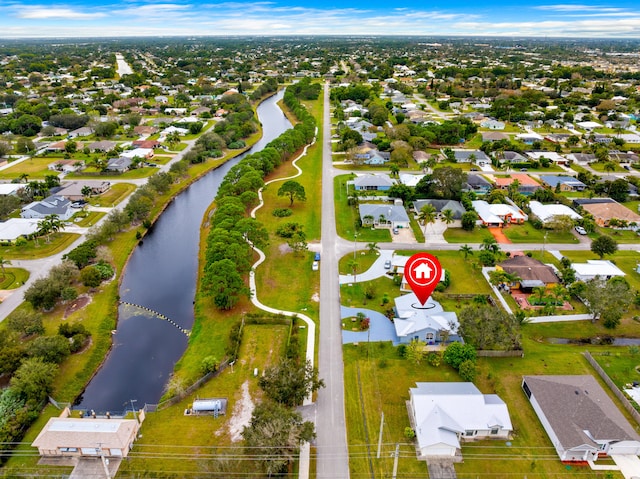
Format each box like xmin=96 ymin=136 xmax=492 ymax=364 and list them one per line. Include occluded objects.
xmin=408 ymin=382 xmax=513 ymax=457
xmin=393 ymin=293 xmax=460 ymax=345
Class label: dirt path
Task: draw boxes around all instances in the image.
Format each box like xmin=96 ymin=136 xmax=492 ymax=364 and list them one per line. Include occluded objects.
xmin=489 ymin=227 xmax=511 ymax=244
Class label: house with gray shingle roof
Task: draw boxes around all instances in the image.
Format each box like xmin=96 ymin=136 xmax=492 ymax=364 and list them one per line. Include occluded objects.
xmin=351 ymin=174 xmax=394 ymax=191
xmin=413 ymin=199 xmax=465 ymax=219
xmin=21 ymin=195 xmax=73 ymax=221
xmin=522 ymin=375 xmax=640 ymax=462
xmin=359 ymin=203 xmax=409 ymax=229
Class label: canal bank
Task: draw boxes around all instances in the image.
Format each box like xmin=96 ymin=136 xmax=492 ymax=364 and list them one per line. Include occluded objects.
xmin=76 ymin=91 xmax=291 ymax=412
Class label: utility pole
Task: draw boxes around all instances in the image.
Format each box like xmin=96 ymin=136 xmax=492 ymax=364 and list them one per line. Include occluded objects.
xmin=129 ymin=399 xmax=138 ymax=423
xmin=376 ymin=411 xmax=384 ymax=459
xmin=97 ymin=443 xmax=111 ymax=479
xmin=391 ymin=443 xmax=400 ymax=479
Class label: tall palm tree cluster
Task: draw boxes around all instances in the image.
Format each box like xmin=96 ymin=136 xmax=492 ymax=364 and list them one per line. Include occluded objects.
xmin=36 ymin=214 xmax=65 ymax=243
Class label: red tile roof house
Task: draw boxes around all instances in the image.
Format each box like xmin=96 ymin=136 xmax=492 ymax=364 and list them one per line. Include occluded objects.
xmin=493 ymin=173 xmax=541 ymax=195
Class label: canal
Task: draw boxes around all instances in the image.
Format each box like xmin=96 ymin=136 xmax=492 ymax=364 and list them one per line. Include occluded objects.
xmin=77 ymin=91 xmax=291 ymax=412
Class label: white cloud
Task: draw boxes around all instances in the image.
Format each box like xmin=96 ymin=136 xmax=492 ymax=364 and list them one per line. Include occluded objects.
xmin=535 ymin=4 xmax=623 ymax=13
xmin=18 ymin=7 xmax=106 ymax=20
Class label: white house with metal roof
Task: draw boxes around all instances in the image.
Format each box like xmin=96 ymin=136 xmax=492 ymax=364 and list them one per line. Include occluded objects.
xmin=408 ymin=382 xmax=512 ymax=457
xmin=472 ymin=200 xmax=527 ymax=227
xmin=393 ymin=293 xmax=460 ymax=345
xmin=572 ymin=260 xmax=625 ymax=282
xmin=529 ymin=201 xmax=581 ymax=224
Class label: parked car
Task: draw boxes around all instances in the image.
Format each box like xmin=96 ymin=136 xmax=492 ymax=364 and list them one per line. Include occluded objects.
xmin=312 ymin=261 xmax=319 ymax=271
xmin=520 ymin=168 xmax=528 ymax=172
xmin=393 ymin=228 xmax=399 ymax=235
xmin=314 ymin=252 xmax=321 ymax=261
xmin=575 ymin=226 xmax=587 ymax=235
xmin=384 ymin=260 xmax=392 ymax=269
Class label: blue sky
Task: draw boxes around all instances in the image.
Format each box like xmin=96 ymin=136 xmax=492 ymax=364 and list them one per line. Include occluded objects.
xmin=1 ymin=1 xmax=640 ymax=38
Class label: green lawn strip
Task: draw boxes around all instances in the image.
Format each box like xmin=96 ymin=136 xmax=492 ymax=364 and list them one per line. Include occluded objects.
xmin=570 ymin=163 xmax=589 ymax=174
xmin=599 ymin=227 xmax=640 ymax=244
xmin=118 ymin=324 xmax=288 ymax=477
xmin=89 ymin=183 xmax=137 ymax=207
xmin=623 ymin=200 xmax=640 ymax=215
xmin=0 ymin=233 xmax=80 ymax=260
xmin=71 ymin=211 xmax=105 ymax=227
xmin=590 ymin=162 xmax=626 ymax=173
xmin=340 ymin=277 xmax=397 ymax=312
xmin=151 ymin=154 xmax=174 ymax=164
xmin=0 ymin=268 xmax=29 ymax=289
xmin=409 ymin=215 xmax=425 ymax=243
xmin=338 ymin=250 xmax=380 ymax=275
xmin=502 ymin=222 xmax=578 ymax=244
xmin=443 ymin=226 xmax=494 ymax=243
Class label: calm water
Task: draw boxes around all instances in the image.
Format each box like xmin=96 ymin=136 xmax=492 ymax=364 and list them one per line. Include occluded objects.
xmin=77 ymin=91 xmax=290 ymax=412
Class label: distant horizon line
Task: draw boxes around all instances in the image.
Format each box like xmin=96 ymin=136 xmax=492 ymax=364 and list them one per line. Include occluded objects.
xmin=0 ymin=34 xmax=639 ymax=42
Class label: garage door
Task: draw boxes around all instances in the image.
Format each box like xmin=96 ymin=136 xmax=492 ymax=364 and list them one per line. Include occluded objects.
xmin=109 ymin=449 xmax=123 ymax=457
xmin=426 ymin=446 xmax=455 ymax=456
xmin=80 ymin=447 xmax=99 ymax=456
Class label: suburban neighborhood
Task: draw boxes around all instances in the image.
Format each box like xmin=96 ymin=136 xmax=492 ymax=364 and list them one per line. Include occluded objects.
xmin=2 ymin=36 xmax=640 ymax=479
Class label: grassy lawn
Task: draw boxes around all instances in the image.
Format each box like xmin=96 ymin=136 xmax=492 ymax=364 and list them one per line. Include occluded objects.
xmin=345 ymin=335 xmax=628 ymax=479
xmin=0 ymin=233 xmax=80 ymax=260
xmin=502 ymin=222 xmax=579 ymax=244
xmin=570 ymin=163 xmax=589 ymax=174
xmin=338 ymin=250 xmax=381 ymax=275
xmin=89 ymin=183 xmax=137 ymax=207
xmin=0 ymin=156 xmax=56 ymax=180
xmin=443 ymin=226 xmax=494 ymax=243
xmin=341 ymin=276 xmax=397 ymax=312
xmin=592 ymin=349 xmax=640 ymax=392
xmin=0 ymin=267 xmax=30 ymax=289
xmin=67 ymin=166 xmax=159 ymax=180
xmin=590 ymin=162 xmax=626 ymax=173
xmin=598 ymin=227 xmax=640 ymax=244
xmin=70 ymin=210 xmax=105 ymax=227
xmin=107 ymin=324 xmax=289 ymax=478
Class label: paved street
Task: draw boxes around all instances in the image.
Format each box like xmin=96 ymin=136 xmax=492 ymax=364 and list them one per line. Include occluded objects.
xmin=316 ymin=82 xmax=351 ymax=479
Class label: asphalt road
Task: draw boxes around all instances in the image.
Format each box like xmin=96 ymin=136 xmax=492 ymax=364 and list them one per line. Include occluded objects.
xmin=316 ymin=82 xmax=351 ymax=479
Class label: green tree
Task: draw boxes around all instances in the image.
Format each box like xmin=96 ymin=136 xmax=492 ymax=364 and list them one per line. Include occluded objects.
xmin=418 ymin=203 xmax=437 ymax=235
xmin=366 ymin=242 xmax=379 ymax=255
xmin=582 ymin=277 xmax=633 ymax=327
xmin=243 ymin=401 xmax=315 ymax=477
xmin=458 ymin=359 xmax=477 ymax=381
xmin=459 ymin=244 xmax=473 ymax=260
xmin=202 ymin=259 xmax=249 ymax=310
xmin=27 ymin=335 xmax=70 ymax=364
xmin=277 ymin=180 xmax=306 ymax=206
xmin=441 ymin=209 xmax=455 ymax=225
xmin=591 ymin=235 xmax=618 ymax=259
xmin=258 ymin=358 xmax=325 ymax=407
xmin=461 ymin=211 xmax=478 ymax=231
xmin=406 ymin=338 xmax=426 ymax=364
xmin=10 ymin=357 xmax=58 ymax=404
xmin=443 ymin=342 xmax=477 ymax=370
xmin=0 ymin=256 xmax=11 ymax=279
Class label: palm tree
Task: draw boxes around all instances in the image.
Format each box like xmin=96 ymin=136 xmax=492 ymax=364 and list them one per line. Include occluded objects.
xmin=19 ymin=173 xmax=29 ymax=184
xmin=459 ymin=244 xmax=474 ymax=260
xmin=481 ymin=237 xmax=500 ymax=254
xmin=532 ymin=286 xmax=547 ymax=306
xmin=36 ymin=218 xmax=52 ymax=243
xmin=441 ymin=209 xmax=455 ymax=226
xmin=366 ymin=242 xmax=379 ymax=255
xmin=38 ymin=214 xmax=64 ymax=243
xmin=0 ymin=256 xmax=11 ymax=280
xmin=418 ymin=204 xmax=437 ymax=235
xmin=363 ymin=214 xmax=374 ymax=227
xmin=389 ymin=163 xmax=400 ymax=178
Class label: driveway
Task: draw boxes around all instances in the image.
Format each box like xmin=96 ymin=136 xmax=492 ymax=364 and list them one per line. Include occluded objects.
xmin=611 ymin=454 xmax=640 ymax=479
xmin=341 ymin=306 xmax=399 ymax=345
xmin=392 ymin=226 xmax=417 ymax=244
xmin=339 ymin=249 xmax=394 ymax=284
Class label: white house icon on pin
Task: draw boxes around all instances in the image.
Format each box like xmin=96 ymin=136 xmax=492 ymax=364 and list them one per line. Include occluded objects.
xmin=414 ymin=262 xmax=432 ymax=280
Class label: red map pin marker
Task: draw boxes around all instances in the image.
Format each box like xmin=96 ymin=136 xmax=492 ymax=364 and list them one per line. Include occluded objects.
xmin=404 ymin=252 xmax=443 ymax=306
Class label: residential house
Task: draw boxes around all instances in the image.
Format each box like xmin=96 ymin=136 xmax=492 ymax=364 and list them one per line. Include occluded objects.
xmin=472 ymin=200 xmax=527 ymax=227
xmin=412 ymin=150 xmax=430 ymax=164
xmin=481 ymin=131 xmax=509 ymax=142
xmin=32 ymin=408 xmax=142 ymax=458
xmin=399 ymin=174 xmax=426 ymax=188
xmin=133 ymin=125 xmax=158 ymax=136
xmin=526 ymin=151 xmax=569 ymax=166
xmin=68 ymin=126 xmax=92 ymax=138
xmin=609 ymin=150 xmax=640 ymax=163
xmin=544 ymin=133 xmax=571 ymax=143
xmin=351 ymin=174 xmax=394 ymax=191
xmin=354 ymin=150 xmax=390 ymax=165
xmin=515 ymin=132 xmax=543 ymax=144
xmin=0 ymin=183 xmax=24 ymax=196
xmin=120 ymin=148 xmax=154 ymax=160
xmin=413 ymin=199 xmax=465 ymax=219
xmin=132 ymin=140 xmax=162 ymax=150
xmin=48 ymin=160 xmax=81 ymax=174
xmin=88 ymin=140 xmax=116 ymax=153
xmin=447 ymin=149 xmax=491 ymax=164
xmin=45 ymin=141 xmax=67 ymax=153
xmin=106 ymin=157 xmax=133 ymax=173
xmin=497 ymin=255 xmax=560 ymax=291
xmin=573 ymin=198 xmax=640 ymax=226
xmin=408 ymin=382 xmax=512 ymax=458
xmin=529 ymin=201 xmax=581 ymax=225
xmin=522 ymin=375 xmax=640 ymax=462
xmin=191 ymin=106 xmax=211 ymax=117
xmin=21 ymin=195 xmax=73 ymax=221
xmin=359 ymin=204 xmax=410 ymax=229
xmin=577 ymin=121 xmax=603 ymax=130
xmin=480 ymin=119 xmax=506 ymax=130
xmin=496 ymin=151 xmax=528 ymax=164
xmin=539 ymin=175 xmax=586 ymax=192
xmin=566 ymin=153 xmax=597 ymax=164
xmin=57 ymin=181 xmax=111 ymax=201
xmin=0 ymin=218 xmax=40 ymax=242
xmin=464 ymin=175 xmax=492 ymax=195
xmin=492 ymin=173 xmax=541 ymax=194
xmin=393 ymin=293 xmax=460 ymax=345
xmin=572 ymin=260 xmax=625 ymax=282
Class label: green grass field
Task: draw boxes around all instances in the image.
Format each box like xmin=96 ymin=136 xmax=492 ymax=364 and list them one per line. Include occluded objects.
xmin=443 ymin=226 xmax=494 ymax=243
xmin=503 ymin=222 xmax=579 ymax=244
